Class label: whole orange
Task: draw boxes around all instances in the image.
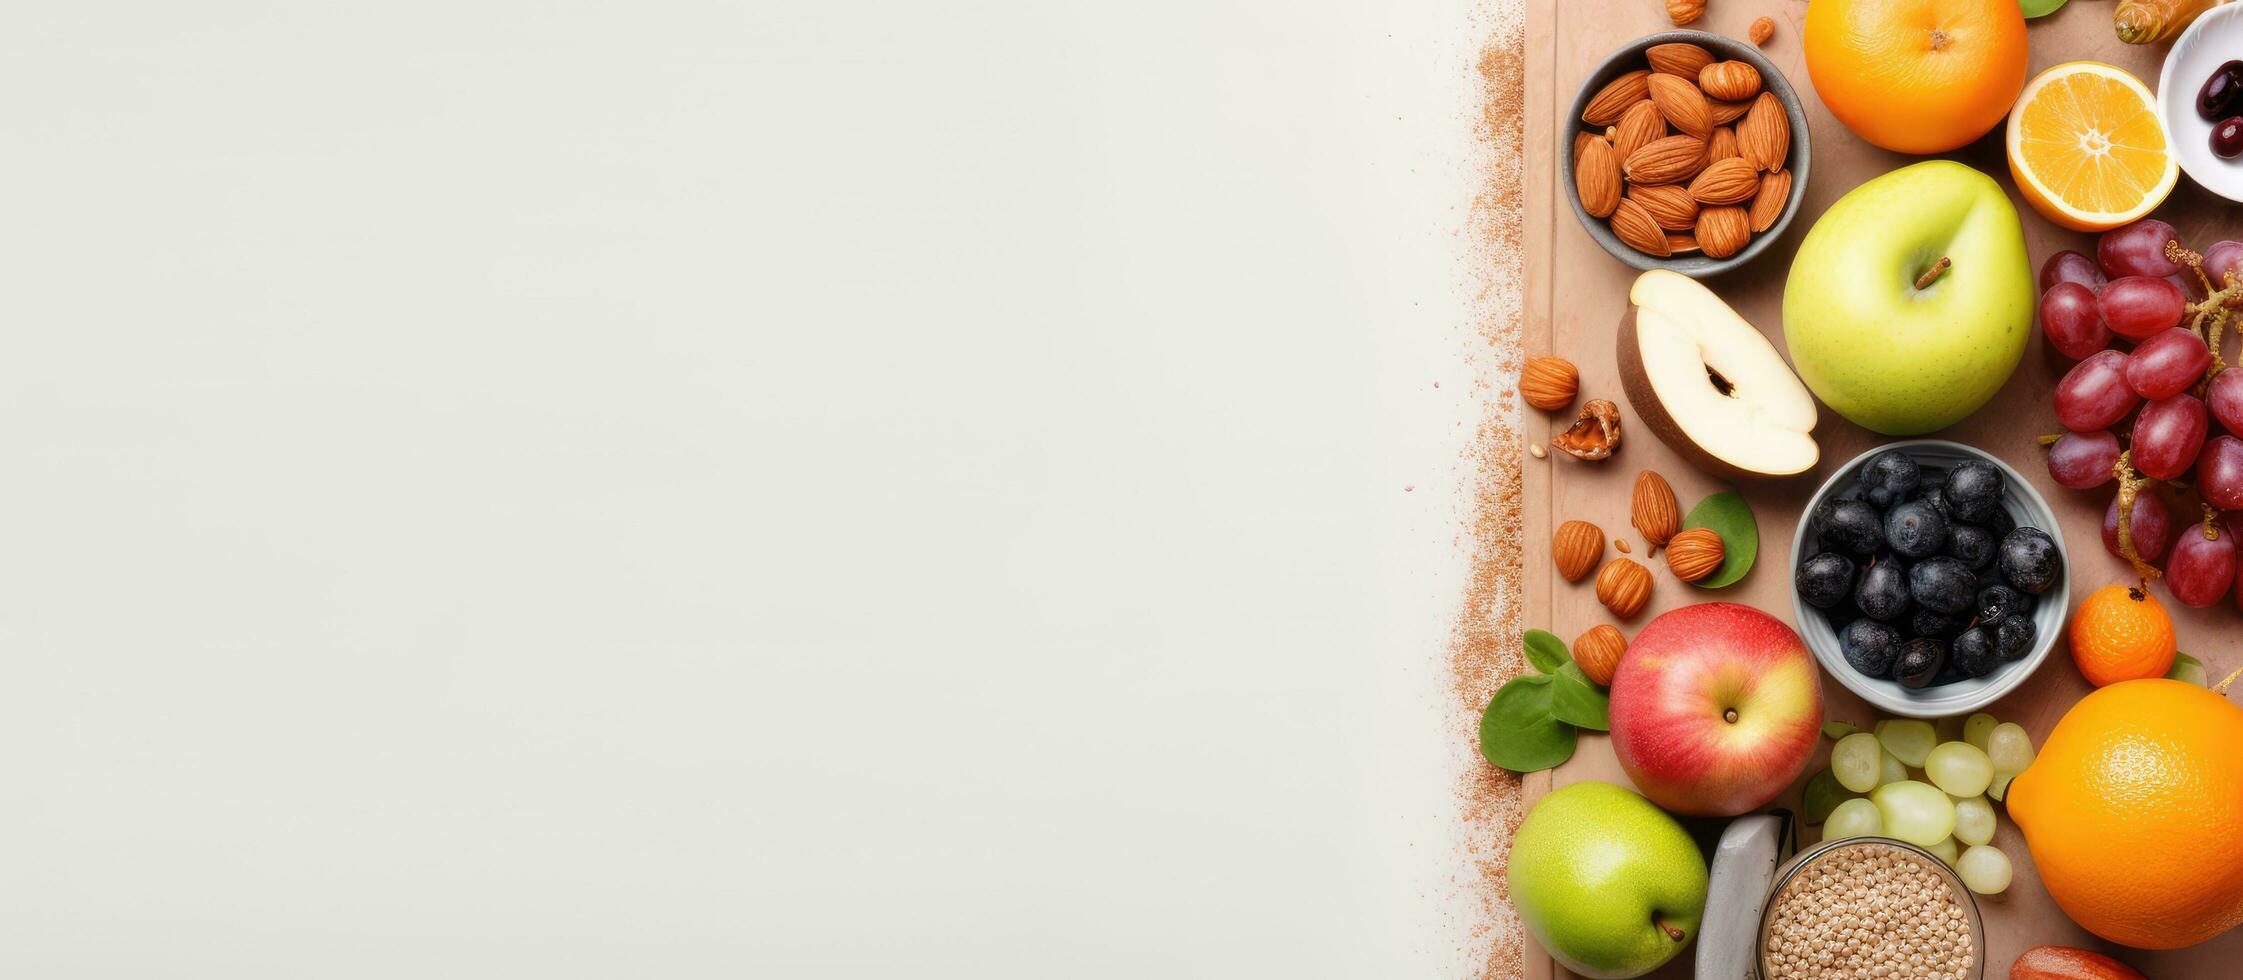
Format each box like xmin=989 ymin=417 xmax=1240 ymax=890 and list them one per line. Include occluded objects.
xmin=1804 ymin=0 xmax=2029 ymax=154
xmin=2008 ymin=680 xmax=2243 ymax=949
xmin=2069 ymin=584 xmax=2177 ymax=687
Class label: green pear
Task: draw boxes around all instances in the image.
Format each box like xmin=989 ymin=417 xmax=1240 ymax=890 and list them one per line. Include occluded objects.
xmin=1506 ymin=781 xmax=1708 ymax=979
xmin=1782 ymin=160 xmax=2035 ymax=435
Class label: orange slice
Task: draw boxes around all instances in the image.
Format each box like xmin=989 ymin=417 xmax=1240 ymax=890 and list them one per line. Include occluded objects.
xmin=2006 ymin=61 xmax=2177 ymax=232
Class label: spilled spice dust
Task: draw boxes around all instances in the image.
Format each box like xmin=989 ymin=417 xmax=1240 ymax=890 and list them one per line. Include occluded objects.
xmin=1449 ymin=2 xmax=1529 ymax=977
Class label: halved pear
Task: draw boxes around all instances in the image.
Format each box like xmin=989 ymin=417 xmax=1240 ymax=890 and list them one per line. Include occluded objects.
xmin=1617 ymin=270 xmax=1819 ymax=480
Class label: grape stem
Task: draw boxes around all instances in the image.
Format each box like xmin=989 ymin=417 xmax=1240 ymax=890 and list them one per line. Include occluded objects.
xmin=2036 ymin=432 xmax=2062 ymax=446
xmin=2113 ymin=451 xmax=2162 ymax=580
xmin=2165 ymin=239 xmax=2243 ymax=381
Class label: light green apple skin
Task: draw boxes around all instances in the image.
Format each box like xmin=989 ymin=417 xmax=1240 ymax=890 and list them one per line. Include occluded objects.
xmin=1782 ymin=160 xmax=2036 ymax=436
xmin=1506 ymin=781 xmax=1708 ymax=979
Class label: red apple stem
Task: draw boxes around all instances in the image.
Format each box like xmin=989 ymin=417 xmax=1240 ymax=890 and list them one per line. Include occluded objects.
xmin=1654 ymin=915 xmax=1685 ymax=942
xmin=1913 ymin=257 xmax=1951 ymax=291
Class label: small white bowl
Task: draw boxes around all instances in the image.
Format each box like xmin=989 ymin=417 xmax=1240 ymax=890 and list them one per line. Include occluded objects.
xmin=2158 ymin=2 xmax=2243 ymax=203
xmin=1790 ymin=441 xmax=2069 ymax=719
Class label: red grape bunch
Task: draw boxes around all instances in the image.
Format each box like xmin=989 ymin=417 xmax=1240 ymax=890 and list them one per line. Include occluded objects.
xmin=2040 ymin=218 xmax=2243 ymax=608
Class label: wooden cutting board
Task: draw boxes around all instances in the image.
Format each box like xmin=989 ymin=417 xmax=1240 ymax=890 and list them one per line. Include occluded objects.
xmin=1516 ymin=1 xmax=2243 ymax=976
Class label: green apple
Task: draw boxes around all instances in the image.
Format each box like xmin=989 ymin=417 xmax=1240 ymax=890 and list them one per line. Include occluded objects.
xmin=1507 ymin=781 xmax=1708 ymax=979
xmin=1782 ymin=160 xmax=2035 ymax=435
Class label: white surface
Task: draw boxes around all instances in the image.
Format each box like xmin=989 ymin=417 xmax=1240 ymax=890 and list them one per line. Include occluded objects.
xmin=0 ymin=2 xmax=1495 ymax=976
xmin=2160 ymin=3 xmax=2243 ymax=203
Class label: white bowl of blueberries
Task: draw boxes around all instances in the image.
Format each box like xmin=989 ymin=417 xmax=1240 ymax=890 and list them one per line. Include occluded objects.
xmin=1791 ymin=440 xmax=2069 ymax=718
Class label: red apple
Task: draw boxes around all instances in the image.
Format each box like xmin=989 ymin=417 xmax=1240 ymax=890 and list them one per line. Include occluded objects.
xmin=1608 ymin=602 xmax=1823 ymax=817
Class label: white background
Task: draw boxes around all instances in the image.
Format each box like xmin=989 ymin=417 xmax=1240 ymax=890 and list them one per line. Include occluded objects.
xmin=0 ymin=2 xmax=1496 ymax=974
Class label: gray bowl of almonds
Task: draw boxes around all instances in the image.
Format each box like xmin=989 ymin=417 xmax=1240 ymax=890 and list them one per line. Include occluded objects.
xmin=1562 ymin=29 xmax=1811 ymax=277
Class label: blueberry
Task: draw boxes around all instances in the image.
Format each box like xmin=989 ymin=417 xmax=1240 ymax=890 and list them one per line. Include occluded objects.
xmin=1796 ymin=552 xmax=1857 ymax=609
xmin=1942 ymin=460 xmax=2005 ymax=523
xmin=1910 ymin=608 xmax=1967 ymax=641
xmin=1885 ymin=500 xmax=1951 ymax=559
xmin=1815 ymin=499 xmax=1885 ymax=557
xmin=1945 ymin=524 xmax=1996 ymax=571
xmin=1840 ymin=619 xmax=1904 ymax=678
xmin=1976 ymin=584 xmax=2029 ymax=627
xmin=1997 ymin=526 xmax=2061 ymax=595
xmin=1996 ymin=615 xmax=2037 ymax=662
xmin=1913 ymin=485 xmax=1955 ymax=519
xmin=1859 ymin=450 xmax=1921 ymax=508
xmin=1908 ymin=556 xmax=1977 ymax=615
xmin=1893 ymin=637 xmax=1946 ymax=688
xmin=1950 ymin=626 xmax=2000 ymax=678
xmin=1854 ymin=560 xmax=1912 ymax=621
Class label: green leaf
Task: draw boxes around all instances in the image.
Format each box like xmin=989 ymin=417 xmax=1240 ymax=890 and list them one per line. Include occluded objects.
xmin=2019 ymin=0 xmax=2067 ymax=19
xmin=1478 ymin=675 xmax=1577 ymax=773
xmin=1802 ymin=767 xmax=1861 ymax=825
xmin=1523 ymin=629 xmax=1571 ymax=674
xmin=1551 ymin=663 xmax=1611 ymax=731
xmin=2169 ymin=652 xmax=2208 ymax=686
xmin=1681 ymin=491 xmax=1757 ymax=588
xmin=1822 ymin=720 xmax=1861 ymax=741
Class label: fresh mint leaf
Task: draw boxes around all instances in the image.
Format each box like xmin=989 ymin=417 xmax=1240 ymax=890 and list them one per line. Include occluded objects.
xmin=1524 ymin=629 xmax=1571 ymax=674
xmin=1478 ymin=675 xmax=1576 ymax=773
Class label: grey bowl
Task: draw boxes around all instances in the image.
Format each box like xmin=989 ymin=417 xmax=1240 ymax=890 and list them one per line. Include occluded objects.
xmin=1790 ymin=441 xmax=2069 ymax=719
xmin=1560 ymin=30 xmax=1812 ymax=278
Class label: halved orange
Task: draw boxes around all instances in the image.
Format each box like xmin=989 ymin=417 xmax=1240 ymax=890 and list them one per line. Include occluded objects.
xmin=2007 ymin=61 xmax=2177 ymax=232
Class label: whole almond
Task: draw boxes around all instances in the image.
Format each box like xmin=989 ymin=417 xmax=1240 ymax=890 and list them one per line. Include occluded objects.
xmin=1630 ymin=470 xmax=1680 ymax=551
xmin=1696 ymin=205 xmax=1752 ymax=259
xmin=1609 ymin=198 xmax=1670 ymax=257
xmin=1688 ymin=157 xmax=1760 ymax=205
xmin=1612 ymin=100 xmax=1665 ymax=162
xmin=1628 ymin=183 xmax=1699 ymax=231
xmin=1574 ymin=137 xmax=1621 ymax=218
xmin=1583 ymin=70 xmax=1650 ymax=126
xmin=1709 ymin=98 xmax=1752 ymax=126
xmin=1646 ymin=73 xmax=1712 ymax=139
xmin=1698 ymin=61 xmax=1762 ymax=102
xmin=1666 ymin=232 xmax=1700 ymax=254
xmin=1622 ymin=135 xmax=1706 ymax=186
xmin=1665 ymin=0 xmax=1705 ymax=26
xmin=1749 ymin=16 xmax=1776 ymax=46
xmin=1749 ymin=169 xmax=1792 ymax=232
xmin=1708 ymin=125 xmax=1741 ymax=162
xmin=1573 ymin=624 xmax=1627 ymax=686
xmin=1519 ymin=356 xmax=1579 ymax=411
xmin=1644 ymin=42 xmax=1714 ymax=79
xmin=1738 ymin=92 xmax=1790 ymax=172
xmin=1665 ymin=527 xmax=1726 ymax=582
xmin=1596 ymin=558 xmax=1654 ymax=619
xmin=1552 ymin=519 xmax=1604 ymax=582
xmin=1573 ymin=129 xmax=1601 ymax=161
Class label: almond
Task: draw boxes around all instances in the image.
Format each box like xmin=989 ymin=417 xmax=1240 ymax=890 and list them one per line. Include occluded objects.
xmin=1572 ymin=625 xmax=1627 ymax=686
xmin=1697 ymin=60 xmax=1762 ymax=102
xmin=1609 ymin=198 xmax=1670 ymax=257
xmin=1573 ymin=129 xmax=1600 ymax=161
xmin=1687 ymin=157 xmax=1760 ymax=205
xmin=1749 ymin=16 xmax=1776 ymax=46
xmin=1596 ymin=558 xmax=1653 ymax=619
xmin=1644 ymin=42 xmax=1714 ymax=79
xmin=1709 ymin=98 xmax=1752 ymax=125
xmin=1665 ymin=0 xmax=1704 ymax=26
xmin=1627 ymin=183 xmax=1699 ymax=232
xmin=1666 ymin=232 xmax=1700 ymax=254
xmin=1574 ymin=137 xmax=1621 ymax=218
xmin=1582 ymin=70 xmax=1650 ymax=126
xmin=1749 ymin=169 xmax=1791 ymax=232
xmin=1738 ymin=92 xmax=1790 ymax=172
xmin=1646 ymin=73 xmax=1712 ymax=140
xmin=1622 ymin=135 xmax=1706 ymax=186
xmin=1708 ymin=125 xmax=1741 ymax=162
xmin=1552 ymin=519 xmax=1604 ymax=582
xmin=1696 ymin=205 xmax=1752 ymax=259
xmin=1519 ymin=355 xmax=1579 ymax=411
xmin=1612 ymin=100 xmax=1665 ymax=163
xmin=1664 ymin=527 xmax=1726 ymax=582
xmin=1630 ymin=470 xmax=1680 ymax=551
